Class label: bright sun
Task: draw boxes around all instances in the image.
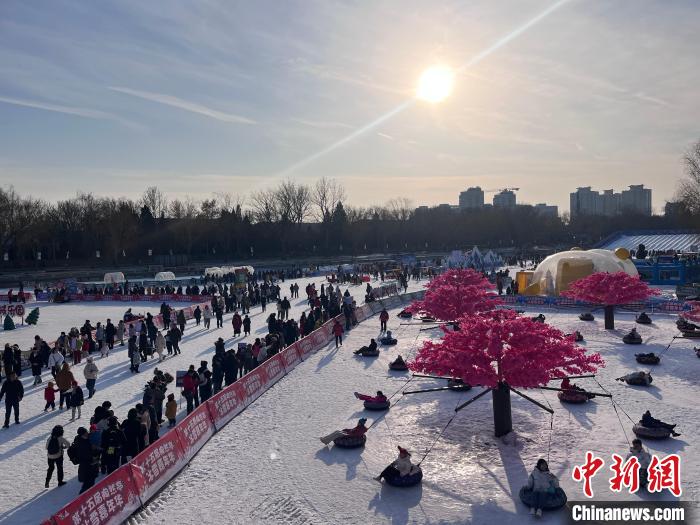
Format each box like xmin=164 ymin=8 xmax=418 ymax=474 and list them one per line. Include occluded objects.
xmin=416 ymin=65 xmax=455 ymax=103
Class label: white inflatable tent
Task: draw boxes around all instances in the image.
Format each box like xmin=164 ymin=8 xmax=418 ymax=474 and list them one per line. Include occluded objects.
xmin=103 ymin=272 xmax=125 ymax=284
xmin=155 ymin=271 xmax=176 ymax=281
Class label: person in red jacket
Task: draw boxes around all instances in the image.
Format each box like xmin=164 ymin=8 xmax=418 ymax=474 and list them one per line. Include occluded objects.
xmin=354 ymin=391 xmax=386 ymax=403
xmin=332 ymin=320 xmax=344 ymax=348
xmin=181 ymin=366 xmax=200 ymax=414
xmin=379 ymin=309 xmax=389 ymax=332
xmin=231 ymin=312 xmax=242 ymax=337
xmin=320 ymin=418 xmax=368 ymax=445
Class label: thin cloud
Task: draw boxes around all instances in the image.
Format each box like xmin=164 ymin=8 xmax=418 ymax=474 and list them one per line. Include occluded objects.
xmin=109 ymin=86 xmax=256 ymax=124
xmin=292 ymin=118 xmax=354 ymax=130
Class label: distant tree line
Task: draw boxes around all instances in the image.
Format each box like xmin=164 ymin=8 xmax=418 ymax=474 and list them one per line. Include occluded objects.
xmin=1 ymin=148 xmax=698 ymax=267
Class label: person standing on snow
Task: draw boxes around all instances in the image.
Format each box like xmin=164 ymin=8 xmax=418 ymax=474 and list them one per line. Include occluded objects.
xmin=333 ymin=320 xmax=344 ymax=348
xmin=100 ymin=416 xmax=126 ymax=474
xmin=83 ymin=357 xmax=99 ymax=398
xmin=45 ymin=424 xmax=69 ymax=488
xmin=0 ymin=372 xmax=24 ymax=427
xmin=30 ymin=347 xmax=44 ymax=385
xmin=68 ymin=380 xmax=84 ymax=420
xmin=155 ymin=331 xmax=166 ymax=361
xmin=379 ymin=308 xmax=389 ymax=332
xmin=105 ymin=318 xmax=116 ymax=351
xmin=231 ymin=311 xmax=242 ymax=337
xmin=116 ymin=320 xmax=126 ymax=346
xmin=203 ymin=305 xmax=212 ymax=329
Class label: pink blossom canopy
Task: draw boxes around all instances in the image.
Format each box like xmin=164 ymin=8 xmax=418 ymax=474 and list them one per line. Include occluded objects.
xmin=409 ymin=309 xmax=604 ymax=388
xmin=561 ymin=272 xmax=659 ymax=306
xmin=682 ymin=301 xmax=700 ymax=323
xmin=407 ymin=268 xmax=501 ymax=321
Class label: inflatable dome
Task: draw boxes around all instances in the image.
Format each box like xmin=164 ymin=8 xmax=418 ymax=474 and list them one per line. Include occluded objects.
xmin=524 ymin=248 xmax=638 ymax=296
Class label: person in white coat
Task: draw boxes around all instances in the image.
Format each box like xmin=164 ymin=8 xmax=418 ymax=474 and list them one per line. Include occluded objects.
xmin=116 ymin=320 xmax=126 ymax=346
xmin=203 ymin=306 xmax=213 ymax=329
xmin=374 ymin=446 xmax=418 ymax=482
xmin=83 ymin=357 xmax=99 ymax=398
xmin=525 ymin=459 xmax=560 ymax=517
xmin=47 ymin=348 xmax=65 ymax=379
xmin=154 ymin=331 xmax=166 ymax=362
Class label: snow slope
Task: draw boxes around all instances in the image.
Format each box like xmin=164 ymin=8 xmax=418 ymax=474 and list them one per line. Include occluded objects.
xmin=0 ymin=277 xmax=395 ymax=525
xmin=133 ymin=306 xmax=699 ymax=525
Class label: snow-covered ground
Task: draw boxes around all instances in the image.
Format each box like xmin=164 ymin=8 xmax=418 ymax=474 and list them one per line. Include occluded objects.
xmin=0 ymin=277 xmax=403 ymax=525
xmin=131 ymin=305 xmax=699 ymax=525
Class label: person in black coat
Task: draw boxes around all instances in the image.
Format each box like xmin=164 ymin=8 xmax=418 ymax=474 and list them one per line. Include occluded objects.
xmin=223 ymin=349 xmax=238 ymax=386
xmin=100 ymin=417 xmax=126 ymax=474
xmin=193 ymin=306 xmax=202 ymax=326
xmin=72 ymin=427 xmax=98 ymax=493
xmin=120 ymin=408 xmax=144 ymax=462
xmin=0 ymin=372 xmax=24 ymax=427
xmin=29 ymin=349 xmax=43 ymax=385
xmin=212 ymin=345 xmax=225 ymax=394
xmin=176 ymin=310 xmax=186 ymax=334
xmin=2 ymin=344 xmax=14 ymax=378
xmin=12 ymin=346 xmax=22 ymax=378
xmin=105 ymin=319 xmax=116 ymax=350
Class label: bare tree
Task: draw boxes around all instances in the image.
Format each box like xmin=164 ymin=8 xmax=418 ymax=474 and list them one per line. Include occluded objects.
xmin=386 ymin=197 xmax=414 ymax=221
xmin=278 ymin=180 xmax=311 ymax=224
xmin=249 ymin=189 xmax=279 ymax=223
xmin=140 ymin=186 xmax=168 ymax=219
xmin=678 ymin=140 xmax=700 ymax=213
xmin=311 ymin=177 xmax=346 ymax=222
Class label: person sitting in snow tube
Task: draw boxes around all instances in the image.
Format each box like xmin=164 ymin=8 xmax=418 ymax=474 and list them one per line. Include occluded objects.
xmin=623 ymin=328 xmax=643 ymax=345
xmin=520 ymin=459 xmax=567 ymax=517
xmin=696 ymin=347 xmax=700 ymax=359
xmin=420 ymin=315 xmax=436 ymax=323
xmin=579 ymin=312 xmax=595 ymax=321
xmin=635 ymin=352 xmax=660 ymax=365
xmin=447 ymin=378 xmax=471 ymax=391
xmin=389 ymin=355 xmax=408 ymax=371
xmin=626 ymin=439 xmax=651 ymax=487
xmin=355 ymin=391 xmax=390 ymax=411
xmin=616 ymin=371 xmax=653 ymax=386
xmin=566 ymin=331 xmax=584 ymax=342
xmin=380 ymin=331 xmax=398 ymax=346
xmin=636 ymin=312 xmax=652 ymax=325
xmin=557 ymin=378 xmax=593 ymax=403
xmin=633 ymin=410 xmax=680 ymax=439
xmin=531 ymin=314 xmax=546 ymax=323
xmin=397 ymin=309 xmax=412 ymax=319
xmin=123 ymin=308 xmax=136 ymax=322
xmin=353 ymin=339 xmax=379 ymax=357
xmin=374 ymin=446 xmax=422 ymax=487
xmin=676 ymin=317 xmax=698 ymax=332
xmin=319 ymin=418 xmax=368 ymax=447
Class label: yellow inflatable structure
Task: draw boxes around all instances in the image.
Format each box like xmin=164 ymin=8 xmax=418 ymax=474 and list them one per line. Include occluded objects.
xmin=522 ymin=248 xmax=637 ymax=296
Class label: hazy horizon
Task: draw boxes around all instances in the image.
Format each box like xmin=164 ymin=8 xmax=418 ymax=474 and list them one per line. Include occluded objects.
xmin=1 ymin=0 xmax=699 ymax=213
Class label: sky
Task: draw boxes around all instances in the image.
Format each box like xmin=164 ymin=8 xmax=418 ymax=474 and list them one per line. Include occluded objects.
xmin=0 ymin=0 xmax=699 ymax=213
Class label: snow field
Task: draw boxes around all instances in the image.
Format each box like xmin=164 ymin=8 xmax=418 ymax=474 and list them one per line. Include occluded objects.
xmin=134 ymin=306 xmax=699 ymax=525
xmin=0 ymin=278 xmax=383 ymax=525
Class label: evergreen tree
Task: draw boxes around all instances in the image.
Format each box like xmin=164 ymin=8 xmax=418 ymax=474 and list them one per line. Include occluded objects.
xmin=26 ymin=307 xmax=40 ymax=325
xmin=3 ymin=315 xmax=15 ymax=330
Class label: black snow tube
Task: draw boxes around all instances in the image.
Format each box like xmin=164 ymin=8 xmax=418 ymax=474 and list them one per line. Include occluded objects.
xmin=447 ymin=379 xmax=472 ymax=391
xmin=682 ymin=330 xmax=700 ymax=339
xmin=334 ymin=434 xmax=367 ymax=448
xmin=384 ymin=467 xmax=423 ymax=487
xmin=636 ymin=313 xmax=652 ymax=325
xmin=519 ymin=486 xmax=567 ymax=510
xmin=420 ymin=316 xmax=436 ymax=323
xmin=558 ymin=390 xmax=590 ymax=404
xmin=398 ymin=311 xmax=412 ymax=319
xmin=389 ymin=361 xmax=408 ymax=371
xmin=364 ymin=400 xmax=390 ymax=411
xmin=357 ymin=349 xmax=379 ymax=357
xmin=625 ymin=375 xmax=652 ymax=386
xmin=380 ymin=338 xmax=397 ymax=346
xmin=635 ymin=353 xmax=660 ymax=365
xmin=632 ymin=423 xmax=672 ymax=440
xmin=623 ymin=334 xmax=643 ymax=345
xmin=579 ymin=313 xmax=594 ymax=321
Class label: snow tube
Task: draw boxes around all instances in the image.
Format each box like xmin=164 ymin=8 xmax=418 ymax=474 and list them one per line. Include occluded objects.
xmin=447 ymin=379 xmax=471 ymax=391
xmin=389 ymin=361 xmax=408 ymax=371
xmin=579 ymin=312 xmax=595 ymax=321
xmin=682 ymin=330 xmax=700 ymax=339
xmin=636 ymin=313 xmax=652 ymax=325
xmin=364 ymin=400 xmax=390 ymax=411
xmin=519 ymin=486 xmax=567 ymax=511
xmin=356 ymin=349 xmax=379 ymax=357
xmin=398 ymin=310 xmax=412 ymax=319
xmin=624 ymin=375 xmax=652 ymax=386
xmin=333 ymin=434 xmax=366 ymax=448
xmin=531 ymin=314 xmax=546 ymax=323
xmin=420 ymin=316 xmax=436 ymax=323
xmin=635 ymin=353 xmax=660 ymax=365
xmin=380 ymin=338 xmax=397 ymax=346
xmin=558 ymin=390 xmax=590 ymax=404
xmin=632 ymin=423 xmax=672 ymax=440
xmin=695 ymin=348 xmax=700 ymax=359
xmin=384 ymin=467 xmax=423 ymax=487
xmin=623 ymin=333 xmax=642 ymax=345
xmin=567 ymin=332 xmax=584 ymax=342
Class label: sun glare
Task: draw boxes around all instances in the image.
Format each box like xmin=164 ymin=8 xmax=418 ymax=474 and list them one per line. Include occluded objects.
xmin=416 ymin=65 xmax=455 ymax=103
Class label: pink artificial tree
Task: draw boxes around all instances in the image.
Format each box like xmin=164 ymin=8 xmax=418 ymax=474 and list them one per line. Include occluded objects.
xmin=561 ymin=272 xmax=660 ymax=329
xmin=409 ymin=309 xmax=604 ymax=436
xmin=681 ymin=301 xmax=700 ymax=324
xmin=408 ymin=268 xmax=502 ymax=321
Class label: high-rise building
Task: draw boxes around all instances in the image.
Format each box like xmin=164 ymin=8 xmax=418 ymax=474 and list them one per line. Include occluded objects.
xmin=493 ymin=189 xmax=517 ymax=208
xmin=533 ymin=203 xmax=558 ymax=217
xmin=570 ymin=185 xmax=652 ymax=217
xmin=459 ymin=187 xmax=484 ymax=208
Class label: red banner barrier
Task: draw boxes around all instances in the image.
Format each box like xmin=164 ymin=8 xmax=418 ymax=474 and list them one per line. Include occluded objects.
xmin=175 ymin=404 xmax=216 ymax=461
xmin=238 ymin=366 xmax=269 ymax=404
xmin=207 ymin=382 xmax=247 ymax=431
xmin=51 ymin=466 xmax=141 ymax=525
xmin=280 ymin=343 xmax=302 ymax=372
xmin=128 ymin=430 xmax=188 ymax=503
xmin=260 ymin=353 xmax=286 ymax=386
xmin=296 ymin=334 xmax=317 ymax=360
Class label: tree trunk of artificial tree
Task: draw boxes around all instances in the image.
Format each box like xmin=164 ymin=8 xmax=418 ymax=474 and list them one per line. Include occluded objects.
xmin=604 ymin=305 xmax=615 ymax=330
xmin=492 ymin=382 xmax=512 ymax=437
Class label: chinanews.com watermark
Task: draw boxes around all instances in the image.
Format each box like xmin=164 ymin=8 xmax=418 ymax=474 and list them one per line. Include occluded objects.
xmin=566 ymin=451 xmax=692 ymax=524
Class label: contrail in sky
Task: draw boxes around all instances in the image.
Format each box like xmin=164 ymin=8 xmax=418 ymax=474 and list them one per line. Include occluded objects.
xmin=274 ymin=0 xmax=573 ymax=179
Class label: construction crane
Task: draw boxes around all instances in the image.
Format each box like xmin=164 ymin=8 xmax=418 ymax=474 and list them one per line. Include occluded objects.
xmin=484 ymin=187 xmax=520 ymax=193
